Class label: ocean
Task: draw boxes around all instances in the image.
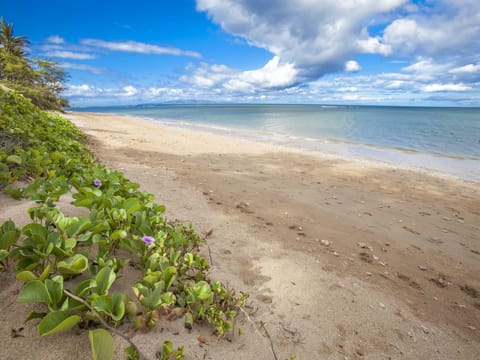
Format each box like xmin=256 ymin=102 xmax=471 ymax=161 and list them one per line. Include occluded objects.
xmin=71 ymin=104 xmax=480 ymax=181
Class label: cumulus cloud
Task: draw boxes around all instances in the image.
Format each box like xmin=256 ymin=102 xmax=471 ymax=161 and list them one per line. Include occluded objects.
xmin=118 ymin=85 xmax=139 ymax=97
xmin=379 ymin=1 xmax=480 ymax=61
xmin=344 ymin=60 xmax=361 ymax=73
xmin=81 ymin=39 xmax=201 ymax=58
xmin=194 ymin=0 xmax=480 ymax=97
xmin=197 ymin=0 xmax=407 ymax=82
xmin=63 ymin=84 xmax=99 ymax=97
xmin=180 ymin=62 xmax=236 ymax=88
xmin=224 ymin=56 xmax=298 ymax=91
xmin=181 ymin=56 xmax=297 ymax=93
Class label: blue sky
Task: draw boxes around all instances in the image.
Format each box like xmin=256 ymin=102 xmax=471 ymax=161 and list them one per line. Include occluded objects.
xmin=3 ymin=0 xmax=480 ymax=106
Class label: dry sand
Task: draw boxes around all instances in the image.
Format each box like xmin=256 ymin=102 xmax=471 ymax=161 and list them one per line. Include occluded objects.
xmin=1 ymin=111 xmax=479 ymax=360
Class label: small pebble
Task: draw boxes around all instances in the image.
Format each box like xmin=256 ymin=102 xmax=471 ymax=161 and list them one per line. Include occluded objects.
xmin=333 ymin=252 xmax=339 ymax=257
xmin=420 ymin=325 xmax=430 ymax=334
xmin=379 ymin=302 xmax=386 ymax=309
xmin=467 ymin=326 xmax=476 ymax=331
xmin=373 ymin=255 xmax=379 ymax=261
xmin=408 ymin=329 xmax=416 ymax=342
xmin=418 ymin=264 xmax=428 ymax=271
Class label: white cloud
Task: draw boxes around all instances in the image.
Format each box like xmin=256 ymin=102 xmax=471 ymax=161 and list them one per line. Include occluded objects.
xmin=81 ymin=39 xmax=201 ymax=58
xmin=380 ymin=1 xmax=480 ymax=61
xmin=47 ymin=50 xmax=96 ymax=60
xmin=195 ymin=0 xmax=480 ymax=97
xmin=385 ymin=80 xmax=405 ymax=89
xmin=180 ymin=62 xmax=235 ymax=88
xmin=59 ymin=62 xmax=104 ymax=74
xmin=197 ymin=0 xmax=407 ymax=82
xmin=181 ymin=56 xmax=297 ymax=93
xmin=450 ymin=64 xmax=480 ymax=74
xmin=145 ymin=87 xmax=185 ymax=98
xmin=357 ymin=37 xmax=392 ymax=56
xmin=421 ymin=83 xmax=472 ymax=92
xmin=225 ymin=56 xmax=298 ymax=91
xmin=46 ymin=35 xmax=65 ymax=44
xmin=118 ymin=85 xmax=139 ymax=97
xmin=344 ymin=60 xmax=361 ymax=72
xmin=63 ymin=84 xmax=98 ymax=97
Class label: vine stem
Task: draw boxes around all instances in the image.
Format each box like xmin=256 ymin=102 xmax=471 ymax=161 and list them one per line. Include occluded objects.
xmin=63 ymin=289 xmax=150 ymax=360
xmin=239 ymin=307 xmax=278 ymax=360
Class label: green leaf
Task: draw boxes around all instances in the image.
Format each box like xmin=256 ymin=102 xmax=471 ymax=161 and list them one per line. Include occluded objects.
xmin=45 ymin=276 xmax=64 ymax=307
xmin=38 ymin=264 xmax=51 ymax=281
xmin=0 ymin=250 xmax=8 ymax=264
xmin=24 ymin=311 xmax=47 ymax=323
xmin=16 ymin=270 xmax=38 ymax=282
xmin=38 ymin=311 xmax=81 ymax=336
xmin=125 ymin=345 xmax=140 ymax=360
xmin=92 ymin=295 xmax=114 ymax=314
xmin=4 ymin=185 xmax=23 ymax=199
xmin=22 ymin=223 xmax=47 ymax=243
xmin=95 ymin=266 xmax=116 ymax=295
xmin=111 ymin=292 xmax=126 ymax=321
xmin=64 ymin=238 xmax=77 ymax=251
xmin=161 ymin=340 xmax=173 ymax=360
xmin=144 ymin=287 xmax=175 ymax=310
xmin=89 ymin=329 xmax=115 ymax=360
xmin=163 ymin=266 xmax=177 ymax=291
xmin=123 ymin=198 xmax=142 ymax=215
xmin=66 ymin=217 xmax=92 ymax=237
xmin=57 ymin=254 xmax=88 ymax=275
xmin=75 ymin=279 xmax=96 ymax=297
xmin=195 ymin=281 xmax=213 ymax=301
xmin=17 ymin=280 xmax=49 ymax=303
xmin=6 ymin=155 xmax=22 ymax=165
xmin=111 ymin=229 xmax=127 ymax=241
xmin=0 ymin=229 xmax=20 ymax=250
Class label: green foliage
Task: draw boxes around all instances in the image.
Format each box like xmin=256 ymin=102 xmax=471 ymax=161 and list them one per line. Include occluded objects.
xmin=158 ymin=341 xmax=184 ymax=360
xmin=38 ymin=311 xmax=81 ymax=336
xmin=1 ymin=88 xmax=247 ymax=358
xmin=89 ymin=329 xmax=115 ymax=360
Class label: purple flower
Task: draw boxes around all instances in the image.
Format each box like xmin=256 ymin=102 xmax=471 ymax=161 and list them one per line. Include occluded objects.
xmin=141 ymin=236 xmax=155 ymax=245
xmin=93 ymin=178 xmax=102 ymax=187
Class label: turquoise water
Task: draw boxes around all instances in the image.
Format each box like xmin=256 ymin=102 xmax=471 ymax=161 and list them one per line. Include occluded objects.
xmin=71 ymin=104 xmax=480 ymax=181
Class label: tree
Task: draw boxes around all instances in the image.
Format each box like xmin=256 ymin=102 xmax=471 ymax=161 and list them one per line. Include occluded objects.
xmin=0 ymin=17 xmax=28 ymax=57
xmin=0 ymin=18 xmax=69 ymax=110
xmin=35 ymin=59 xmax=69 ymax=94
xmin=0 ymin=17 xmax=33 ymax=84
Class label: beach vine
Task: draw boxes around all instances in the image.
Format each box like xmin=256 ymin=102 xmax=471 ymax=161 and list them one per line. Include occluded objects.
xmin=0 ymin=88 xmax=247 ymax=359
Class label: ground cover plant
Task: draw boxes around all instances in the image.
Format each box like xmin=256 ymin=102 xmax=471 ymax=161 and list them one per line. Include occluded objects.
xmin=0 ymin=88 xmax=247 ymax=359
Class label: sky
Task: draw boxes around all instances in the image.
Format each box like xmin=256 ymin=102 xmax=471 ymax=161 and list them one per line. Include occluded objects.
xmin=2 ymin=0 xmax=480 ymax=106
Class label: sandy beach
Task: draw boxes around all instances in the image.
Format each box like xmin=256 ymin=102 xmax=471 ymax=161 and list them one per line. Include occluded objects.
xmin=1 ymin=111 xmax=479 ymax=360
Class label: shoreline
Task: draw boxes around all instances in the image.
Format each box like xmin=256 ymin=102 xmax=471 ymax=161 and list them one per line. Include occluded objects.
xmin=68 ymin=110 xmax=480 ymax=184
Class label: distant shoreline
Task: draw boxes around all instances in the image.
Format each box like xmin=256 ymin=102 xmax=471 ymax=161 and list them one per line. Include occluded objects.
xmin=66 ymin=110 xmax=480 ymax=183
